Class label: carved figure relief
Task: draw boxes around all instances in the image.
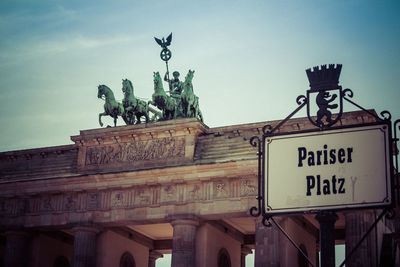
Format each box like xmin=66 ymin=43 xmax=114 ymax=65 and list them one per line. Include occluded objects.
xmin=0 ymin=177 xmax=250 ymax=219
xmin=41 ymin=196 xmax=53 ymax=211
xmin=188 ymin=184 xmax=201 ymax=200
xmin=240 ymin=179 xmax=257 ymax=196
xmin=162 ymin=185 xmax=176 ymax=202
xmin=135 ymin=189 xmax=151 ymax=205
xmin=64 ymin=194 xmax=76 ymax=210
xmin=214 ymin=181 xmax=228 ymax=198
xmin=85 ymin=137 xmax=185 ymax=166
xmin=111 ymin=191 xmax=126 ymax=207
xmin=87 ymin=193 xmax=99 ymax=210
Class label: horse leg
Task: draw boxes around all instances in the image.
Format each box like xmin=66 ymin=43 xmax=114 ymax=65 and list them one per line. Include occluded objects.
xmin=186 ymin=102 xmax=191 ymax=117
xmin=99 ymin=112 xmax=106 ymax=127
xmin=180 ymin=100 xmax=185 ymax=117
xmin=198 ymin=110 xmax=203 ymax=122
xmin=172 ymin=108 xmax=177 ymax=119
xmin=140 ymin=112 xmax=149 ymax=123
xmin=186 ymin=103 xmax=191 ymax=118
xmin=113 ymin=116 xmax=117 ymax=127
xmin=136 ymin=114 xmax=141 ymax=124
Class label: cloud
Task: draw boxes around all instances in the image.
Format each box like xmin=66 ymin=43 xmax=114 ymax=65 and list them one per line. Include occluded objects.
xmin=0 ymin=34 xmax=136 ymax=66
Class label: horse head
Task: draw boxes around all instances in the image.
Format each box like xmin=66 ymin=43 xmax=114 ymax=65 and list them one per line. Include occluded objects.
xmin=183 ymin=70 xmax=195 ymax=92
xmin=97 ymin=84 xmax=115 ymax=101
xmin=122 ymin=79 xmax=134 ymax=95
xmin=153 ymin=72 xmax=160 ymax=84
xmin=97 ymin=85 xmax=106 ymax=99
xmin=153 ymin=72 xmax=164 ymax=93
xmin=185 ymin=69 xmax=195 ymax=83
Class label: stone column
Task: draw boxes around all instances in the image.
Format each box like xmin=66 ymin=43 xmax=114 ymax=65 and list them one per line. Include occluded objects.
xmin=345 ymin=210 xmax=377 ymax=267
xmin=170 ymin=218 xmax=199 ymax=267
xmin=72 ymin=226 xmax=100 ymax=267
xmin=241 ymin=245 xmax=252 ymax=267
xmin=148 ymin=250 xmax=163 ymax=267
xmin=255 ymin=217 xmax=281 ymax=267
xmin=3 ymin=231 xmax=30 ymax=267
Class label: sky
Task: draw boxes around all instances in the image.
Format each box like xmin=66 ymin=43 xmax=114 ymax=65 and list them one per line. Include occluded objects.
xmin=0 ymin=1 xmax=396 ymax=266
xmin=0 ymin=0 xmax=399 ymax=152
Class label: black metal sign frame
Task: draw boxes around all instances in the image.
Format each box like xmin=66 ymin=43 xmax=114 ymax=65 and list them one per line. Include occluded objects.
xmin=249 ymin=64 xmax=399 ymax=267
xmin=249 ymin=67 xmax=398 ymax=222
xmin=264 ymin=121 xmax=393 ymax=216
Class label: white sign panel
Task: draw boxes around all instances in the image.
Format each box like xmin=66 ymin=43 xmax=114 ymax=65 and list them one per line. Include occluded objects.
xmin=265 ymin=123 xmax=392 ymax=214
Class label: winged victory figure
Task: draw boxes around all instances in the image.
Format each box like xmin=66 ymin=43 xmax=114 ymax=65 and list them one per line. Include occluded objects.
xmin=154 ymin=33 xmax=173 ymax=49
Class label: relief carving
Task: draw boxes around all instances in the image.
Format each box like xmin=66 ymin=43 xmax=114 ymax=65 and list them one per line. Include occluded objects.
xmin=26 ymin=198 xmax=40 ymax=214
xmin=161 ymin=185 xmax=176 ymax=202
xmin=85 ymin=137 xmax=185 ymax=166
xmin=188 ymin=184 xmax=201 ymax=201
xmin=134 ymin=189 xmax=151 ymax=205
xmin=214 ymin=181 xmax=228 ymax=198
xmin=240 ymin=179 xmax=257 ymax=196
xmin=41 ymin=196 xmax=53 ymax=211
xmin=87 ymin=192 xmax=99 ymax=210
xmin=0 ymin=200 xmax=4 ymax=215
xmin=4 ymin=200 xmax=15 ymax=215
xmin=0 ymin=177 xmax=252 ymax=220
xmin=111 ymin=191 xmax=127 ymax=208
xmin=64 ymin=194 xmax=77 ymax=211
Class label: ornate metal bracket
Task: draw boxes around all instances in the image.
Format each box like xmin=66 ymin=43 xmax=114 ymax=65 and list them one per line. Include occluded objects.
xmin=394 ymin=119 xmax=400 ymax=205
xmin=248 ymin=95 xmax=308 ymax=222
xmin=249 ymin=64 xmax=398 ymax=266
xmin=249 ymin=64 xmax=397 ymax=225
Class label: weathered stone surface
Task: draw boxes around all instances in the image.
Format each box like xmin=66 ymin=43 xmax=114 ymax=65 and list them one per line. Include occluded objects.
xmin=72 ymin=226 xmax=100 ymax=267
xmin=0 ymin=110 xmax=378 ymax=229
xmin=345 ymin=210 xmax=377 ymax=267
xmin=255 ymin=217 xmax=282 ymax=267
xmin=0 ymin=110 xmax=384 ymax=267
xmin=71 ymin=118 xmax=207 ymax=173
xmin=3 ymin=231 xmax=30 ymax=267
xmin=0 ymin=110 xmax=376 ymax=182
xmin=170 ymin=218 xmax=199 ymax=267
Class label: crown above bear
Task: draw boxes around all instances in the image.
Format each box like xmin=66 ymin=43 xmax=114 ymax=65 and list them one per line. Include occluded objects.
xmin=306 ymin=64 xmax=342 ymax=91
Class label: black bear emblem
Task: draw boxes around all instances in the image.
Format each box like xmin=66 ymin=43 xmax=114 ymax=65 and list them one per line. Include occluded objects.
xmin=316 ymin=91 xmax=338 ymax=126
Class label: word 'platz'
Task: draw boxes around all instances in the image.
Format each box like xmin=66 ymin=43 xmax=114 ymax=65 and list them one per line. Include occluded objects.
xmin=298 ymin=144 xmax=353 ymax=196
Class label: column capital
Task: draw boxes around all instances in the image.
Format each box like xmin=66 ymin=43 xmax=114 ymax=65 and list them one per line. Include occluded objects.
xmin=170 ymin=219 xmax=200 ymax=227
xmin=241 ymin=245 xmax=252 ymax=256
xmin=71 ymin=225 xmax=101 ymax=234
xmin=149 ymin=250 xmax=164 ymax=260
xmin=168 ymin=214 xmax=200 ymax=227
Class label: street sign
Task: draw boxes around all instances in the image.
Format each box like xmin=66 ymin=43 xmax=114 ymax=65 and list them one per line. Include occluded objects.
xmin=264 ymin=122 xmax=392 ymax=215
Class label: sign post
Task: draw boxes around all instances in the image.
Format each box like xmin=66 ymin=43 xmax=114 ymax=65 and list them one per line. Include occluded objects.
xmin=249 ymin=64 xmax=397 ymax=267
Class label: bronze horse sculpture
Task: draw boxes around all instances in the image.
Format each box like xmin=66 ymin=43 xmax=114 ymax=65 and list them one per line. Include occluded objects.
xmin=97 ymin=85 xmax=124 ymax=127
xmin=150 ymin=72 xmax=177 ymax=120
xmin=121 ymin=79 xmax=150 ymax=124
xmin=181 ymin=70 xmax=203 ymax=121
xmin=97 ymin=70 xmax=203 ymax=127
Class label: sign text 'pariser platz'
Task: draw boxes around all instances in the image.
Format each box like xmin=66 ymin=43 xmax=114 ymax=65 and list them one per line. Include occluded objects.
xmin=264 ymin=123 xmax=392 ymax=215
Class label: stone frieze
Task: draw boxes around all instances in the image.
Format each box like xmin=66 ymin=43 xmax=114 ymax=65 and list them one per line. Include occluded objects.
xmin=0 ymin=177 xmax=257 ymax=220
xmin=85 ymin=137 xmax=185 ymax=166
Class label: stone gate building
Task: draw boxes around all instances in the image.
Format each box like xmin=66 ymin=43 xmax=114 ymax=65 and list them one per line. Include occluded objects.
xmin=0 ymin=110 xmax=397 ymax=267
